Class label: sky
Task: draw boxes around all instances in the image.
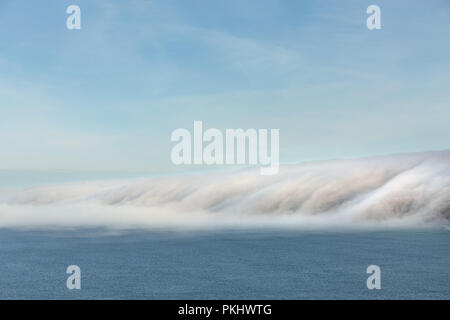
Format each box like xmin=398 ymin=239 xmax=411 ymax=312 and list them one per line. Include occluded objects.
xmin=0 ymin=0 xmax=449 ymax=174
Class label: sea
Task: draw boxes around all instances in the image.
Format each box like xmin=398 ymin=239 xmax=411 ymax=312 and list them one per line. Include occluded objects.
xmin=0 ymin=228 xmax=448 ymax=299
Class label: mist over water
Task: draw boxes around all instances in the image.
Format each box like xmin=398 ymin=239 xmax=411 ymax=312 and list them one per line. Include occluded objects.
xmin=0 ymin=150 xmax=449 ymax=230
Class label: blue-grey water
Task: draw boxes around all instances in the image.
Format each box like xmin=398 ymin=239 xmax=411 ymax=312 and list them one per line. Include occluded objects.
xmin=0 ymin=228 xmax=448 ymax=299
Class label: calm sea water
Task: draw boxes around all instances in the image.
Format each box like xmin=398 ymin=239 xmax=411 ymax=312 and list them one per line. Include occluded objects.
xmin=0 ymin=228 xmax=448 ymax=299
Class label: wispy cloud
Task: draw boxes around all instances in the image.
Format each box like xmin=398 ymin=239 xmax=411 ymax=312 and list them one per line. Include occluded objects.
xmin=0 ymin=0 xmax=449 ymax=172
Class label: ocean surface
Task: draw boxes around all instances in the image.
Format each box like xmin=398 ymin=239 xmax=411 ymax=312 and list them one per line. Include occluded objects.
xmin=0 ymin=228 xmax=448 ymax=299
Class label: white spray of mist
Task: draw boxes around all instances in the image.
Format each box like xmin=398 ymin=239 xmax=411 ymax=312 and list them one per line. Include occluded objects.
xmin=0 ymin=150 xmax=449 ymax=230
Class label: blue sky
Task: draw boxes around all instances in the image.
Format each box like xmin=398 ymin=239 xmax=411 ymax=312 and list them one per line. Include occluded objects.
xmin=0 ymin=0 xmax=449 ymax=174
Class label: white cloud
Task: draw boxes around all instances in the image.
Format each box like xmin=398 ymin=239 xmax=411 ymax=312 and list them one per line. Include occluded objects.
xmin=1 ymin=150 xmax=449 ymax=230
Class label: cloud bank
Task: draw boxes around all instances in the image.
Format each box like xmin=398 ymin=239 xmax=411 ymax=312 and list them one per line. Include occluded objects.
xmin=0 ymin=150 xmax=449 ymax=230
